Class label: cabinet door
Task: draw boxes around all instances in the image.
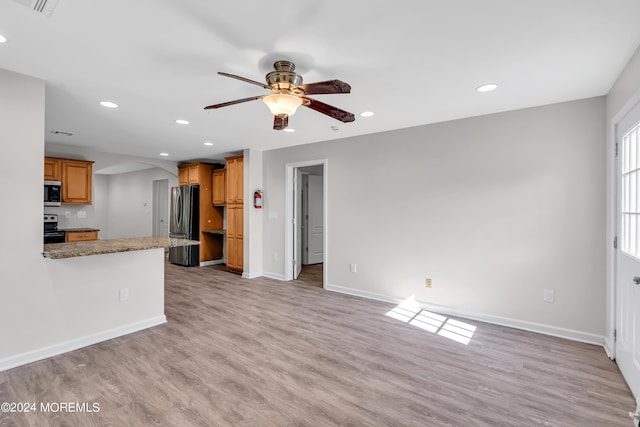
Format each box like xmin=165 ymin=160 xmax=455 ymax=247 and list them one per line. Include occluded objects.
xmin=235 ymin=158 xmax=244 ymax=204
xmin=226 ymin=159 xmax=237 ymax=204
xmin=226 ymin=206 xmax=243 ymax=271
xmin=62 ymin=160 xmax=92 ymax=204
xmin=188 ymin=165 xmax=199 ymax=184
xmin=235 ymin=206 xmax=244 ymax=271
xmin=178 ymin=167 xmax=188 ymax=185
xmin=226 ymin=207 xmax=236 ymax=269
xmin=44 ymin=157 xmax=61 ymax=181
xmin=212 ymin=170 xmax=226 ymax=206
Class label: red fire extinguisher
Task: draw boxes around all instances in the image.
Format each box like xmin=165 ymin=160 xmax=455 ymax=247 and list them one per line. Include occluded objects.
xmin=254 ymin=190 xmax=263 ymax=209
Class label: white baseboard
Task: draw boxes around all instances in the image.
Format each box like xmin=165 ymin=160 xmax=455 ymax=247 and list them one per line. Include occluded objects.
xmin=604 ymin=337 xmax=615 ymax=359
xmin=200 ymin=259 xmax=225 ymax=267
xmin=326 ymin=283 xmax=604 ymax=346
xmin=261 ymin=271 xmax=286 ymax=281
xmin=0 ymin=315 xmax=167 ymax=373
xmin=243 ymin=271 xmax=264 ymax=279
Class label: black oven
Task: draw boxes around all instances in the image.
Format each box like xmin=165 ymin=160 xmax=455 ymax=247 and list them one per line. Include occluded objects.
xmin=44 ymin=180 xmax=62 ymax=206
xmin=44 ymin=214 xmax=65 ymax=243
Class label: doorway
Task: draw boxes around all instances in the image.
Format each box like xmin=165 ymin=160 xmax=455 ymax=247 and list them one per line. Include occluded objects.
xmin=615 ymin=97 xmax=640 ymax=402
xmin=284 ymin=160 xmax=327 ymax=288
xmin=152 ymin=179 xmax=169 ymax=237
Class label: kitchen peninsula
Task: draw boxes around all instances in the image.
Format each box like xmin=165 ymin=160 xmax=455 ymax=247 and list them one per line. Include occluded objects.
xmin=6 ymin=237 xmax=198 ymax=372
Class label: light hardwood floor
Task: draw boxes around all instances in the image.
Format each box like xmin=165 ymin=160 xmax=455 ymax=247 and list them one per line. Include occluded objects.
xmin=0 ymin=261 xmax=634 ymax=426
xmin=295 ymin=263 xmax=323 ymax=288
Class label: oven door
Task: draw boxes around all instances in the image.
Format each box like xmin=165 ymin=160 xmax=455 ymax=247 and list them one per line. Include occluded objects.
xmin=44 ymin=232 xmax=65 ymax=244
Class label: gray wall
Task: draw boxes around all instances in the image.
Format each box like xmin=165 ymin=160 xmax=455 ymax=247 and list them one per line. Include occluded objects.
xmin=262 ymin=97 xmax=606 ymax=338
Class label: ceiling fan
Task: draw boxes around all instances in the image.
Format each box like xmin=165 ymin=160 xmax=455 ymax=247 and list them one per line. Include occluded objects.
xmin=204 ymin=60 xmax=355 ymax=130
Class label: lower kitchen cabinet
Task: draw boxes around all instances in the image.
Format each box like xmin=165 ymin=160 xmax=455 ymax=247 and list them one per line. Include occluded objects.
xmin=226 ymin=205 xmax=243 ymax=272
xmin=66 ymin=230 xmax=98 ymax=242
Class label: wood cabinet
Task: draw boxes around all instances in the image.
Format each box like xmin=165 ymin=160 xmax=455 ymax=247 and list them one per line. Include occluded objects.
xmin=45 ymin=157 xmax=93 ymax=204
xmin=178 ymin=163 xmax=204 ymax=185
xmin=66 ymin=230 xmax=98 ymax=242
xmin=225 ymin=155 xmax=243 ymax=205
xmin=177 ymin=162 xmax=225 ymax=263
xmin=226 ymin=206 xmax=243 ymax=272
xmin=212 ymin=169 xmax=226 ymax=206
xmin=44 ymin=157 xmax=61 ymax=181
xmin=225 ymin=155 xmax=244 ymax=273
xmin=61 ymin=160 xmax=93 ymax=204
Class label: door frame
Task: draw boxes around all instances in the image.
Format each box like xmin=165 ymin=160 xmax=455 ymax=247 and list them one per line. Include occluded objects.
xmin=284 ymin=159 xmax=327 ymax=287
xmin=608 ymin=88 xmax=640 ymax=360
xmin=152 ymin=179 xmax=169 ymax=237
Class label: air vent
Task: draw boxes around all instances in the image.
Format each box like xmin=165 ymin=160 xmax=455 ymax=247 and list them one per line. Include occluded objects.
xmin=11 ymin=0 xmax=60 ymax=17
xmin=50 ymin=130 xmax=74 ymax=136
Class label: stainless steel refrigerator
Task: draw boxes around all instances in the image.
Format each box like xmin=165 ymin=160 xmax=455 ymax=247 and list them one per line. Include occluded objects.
xmin=169 ymin=185 xmax=199 ymax=266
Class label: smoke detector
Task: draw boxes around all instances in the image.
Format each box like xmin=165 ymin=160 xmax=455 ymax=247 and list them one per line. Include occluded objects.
xmin=12 ymin=0 xmax=60 ymax=17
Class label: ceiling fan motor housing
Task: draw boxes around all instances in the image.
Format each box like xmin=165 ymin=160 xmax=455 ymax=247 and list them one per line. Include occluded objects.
xmin=266 ymin=61 xmax=303 ymax=91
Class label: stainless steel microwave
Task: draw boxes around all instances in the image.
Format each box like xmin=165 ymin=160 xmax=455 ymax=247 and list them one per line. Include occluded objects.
xmin=44 ymin=180 xmax=62 ymax=206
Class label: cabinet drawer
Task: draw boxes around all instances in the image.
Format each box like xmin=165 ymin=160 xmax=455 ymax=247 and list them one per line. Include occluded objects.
xmin=66 ymin=231 xmax=98 ymax=242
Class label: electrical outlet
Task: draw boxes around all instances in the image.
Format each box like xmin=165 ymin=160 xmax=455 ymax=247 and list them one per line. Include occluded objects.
xmin=425 ymin=278 xmax=432 ymax=288
xmin=65 ymin=211 xmax=71 ymax=218
xmin=119 ymin=288 xmax=129 ymax=302
xmin=77 ymin=211 xmax=86 ymax=219
xmin=543 ymin=289 xmax=554 ymax=303
xmin=350 ymin=263 xmax=357 ymax=273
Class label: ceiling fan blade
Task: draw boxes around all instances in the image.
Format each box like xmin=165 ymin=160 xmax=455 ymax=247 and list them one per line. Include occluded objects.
xmin=295 ymin=80 xmax=351 ymax=95
xmin=273 ymin=114 xmax=288 ymax=130
xmin=218 ymin=72 xmax=270 ymax=90
xmin=204 ymin=95 xmax=264 ymax=110
xmin=302 ymin=98 xmax=355 ymax=123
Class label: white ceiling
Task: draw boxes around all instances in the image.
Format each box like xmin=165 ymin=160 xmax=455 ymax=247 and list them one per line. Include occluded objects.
xmin=1 ymin=0 xmax=640 ymax=163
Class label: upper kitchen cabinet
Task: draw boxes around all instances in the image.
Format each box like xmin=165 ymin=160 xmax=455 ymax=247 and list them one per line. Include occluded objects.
xmin=61 ymin=159 xmax=93 ymax=204
xmin=225 ymin=155 xmax=243 ymax=205
xmin=178 ymin=162 xmax=211 ymax=185
xmin=45 ymin=157 xmax=93 ymax=204
xmin=44 ymin=157 xmax=61 ymax=181
xmin=212 ymin=169 xmax=226 ymax=206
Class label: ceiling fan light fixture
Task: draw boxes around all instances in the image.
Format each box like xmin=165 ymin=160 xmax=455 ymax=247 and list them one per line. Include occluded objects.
xmin=263 ymin=94 xmax=303 ymax=116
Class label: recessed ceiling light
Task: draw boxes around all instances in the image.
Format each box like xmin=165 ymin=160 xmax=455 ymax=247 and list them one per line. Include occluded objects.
xmin=476 ymin=83 xmax=498 ymax=93
xmin=284 ymin=128 xmax=295 ymax=133
xmin=203 ymin=141 xmax=214 ymax=146
xmin=160 ymin=152 xmax=169 ymax=156
xmin=99 ymin=101 xmax=118 ymax=108
xmin=175 ymin=119 xmax=190 ymax=125
xmin=360 ymin=111 xmax=375 ymax=117
xmin=0 ymin=34 xmax=7 ymax=43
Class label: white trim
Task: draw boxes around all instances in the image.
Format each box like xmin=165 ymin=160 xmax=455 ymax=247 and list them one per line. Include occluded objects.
xmin=326 ymin=283 xmax=604 ymax=346
xmin=604 ymin=337 xmax=615 ymax=359
xmin=243 ymin=271 xmax=263 ymax=279
xmin=609 ymin=88 xmax=640 ymax=360
xmin=284 ymin=159 xmax=328 ymax=288
xmin=0 ymin=315 xmax=167 ymax=373
xmin=262 ymin=271 xmax=286 ymax=281
xmin=200 ymin=259 xmax=225 ymax=267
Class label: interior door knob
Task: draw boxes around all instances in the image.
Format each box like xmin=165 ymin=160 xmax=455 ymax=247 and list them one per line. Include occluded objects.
xmin=634 ymin=276 xmax=640 ymax=285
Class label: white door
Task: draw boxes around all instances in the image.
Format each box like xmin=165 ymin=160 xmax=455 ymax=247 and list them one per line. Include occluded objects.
xmin=307 ymin=174 xmax=324 ymax=264
xmin=616 ymin=100 xmax=640 ymax=401
xmin=293 ymin=169 xmax=303 ymax=279
xmin=153 ymin=179 xmax=169 ymax=237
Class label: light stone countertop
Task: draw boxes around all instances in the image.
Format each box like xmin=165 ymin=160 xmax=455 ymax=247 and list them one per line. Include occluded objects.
xmin=43 ymin=236 xmax=199 ymax=259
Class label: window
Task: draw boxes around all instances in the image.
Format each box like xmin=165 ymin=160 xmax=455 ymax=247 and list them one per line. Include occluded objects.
xmin=621 ymin=120 xmax=640 ymax=258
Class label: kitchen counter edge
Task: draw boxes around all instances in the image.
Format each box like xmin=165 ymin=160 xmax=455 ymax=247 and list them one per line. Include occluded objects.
xmin=43 ymin=236 xmax=199 ymax=259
